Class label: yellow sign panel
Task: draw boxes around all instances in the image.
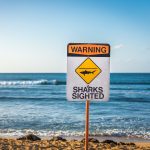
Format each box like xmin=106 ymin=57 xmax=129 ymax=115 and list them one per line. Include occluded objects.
xmin=75 ymin=58 xmax=102 ymax=84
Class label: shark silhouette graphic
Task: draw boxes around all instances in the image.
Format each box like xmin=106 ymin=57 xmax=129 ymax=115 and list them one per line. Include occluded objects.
xmin=80 ymin=70 xmax=96 ymax=76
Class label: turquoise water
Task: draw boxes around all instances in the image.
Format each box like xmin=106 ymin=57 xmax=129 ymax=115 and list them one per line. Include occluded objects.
xmin=0 ymin=73 xmax=149 ymax=139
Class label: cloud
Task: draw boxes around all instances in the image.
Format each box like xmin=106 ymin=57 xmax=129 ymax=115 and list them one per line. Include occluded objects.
xmin=113 ymin=44 xmax=124 ymax=49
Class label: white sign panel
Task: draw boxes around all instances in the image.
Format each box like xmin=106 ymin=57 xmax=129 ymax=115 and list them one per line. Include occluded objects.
xmin=67 ymin=43 xmax=110 ymax=101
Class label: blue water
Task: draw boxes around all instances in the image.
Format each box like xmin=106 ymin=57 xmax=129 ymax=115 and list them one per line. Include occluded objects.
xmin=0 ymin=73 xmax=149 ymax=139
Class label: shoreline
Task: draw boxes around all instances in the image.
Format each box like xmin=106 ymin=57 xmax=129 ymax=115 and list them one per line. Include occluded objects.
xmin=0 ymin=135 xmax=150 ymax=150
xmin=1 ymin=135 xmax=150 ymax=143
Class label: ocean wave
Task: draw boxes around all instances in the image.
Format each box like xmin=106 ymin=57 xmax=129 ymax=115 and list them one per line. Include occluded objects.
xmin=112 ymin=97 xmax=150 ymax=103
xmin=111 ymin=81 xmax=150 ymax=85
xmin=0 ymin=80 xmax=66 ymax=86
xmin=0 ymin=97 xmax=66 ymax=101
xmin=0 ymin=79 xmax=149 ymax=86
xmin=0 ymin=129 xmax=149 ymax=140
xmin=110 ymin=87 xmax=150 ymax=91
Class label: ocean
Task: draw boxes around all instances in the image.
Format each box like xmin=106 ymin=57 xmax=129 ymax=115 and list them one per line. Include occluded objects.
xmin=0 ymin=73 xmax=149 ymax=140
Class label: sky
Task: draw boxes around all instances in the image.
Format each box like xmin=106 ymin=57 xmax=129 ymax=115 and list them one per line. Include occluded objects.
xmin=0 ymin=0 xmax=150 ymax=73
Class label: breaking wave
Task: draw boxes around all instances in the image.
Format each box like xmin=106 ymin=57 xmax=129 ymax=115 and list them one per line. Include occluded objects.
xmin=0 ymin=80 xmax=150 ymax=86
xmin=0 ymin=129 xmax=149 ymax=140
xmin=0 ymin=80 xmax=66 ymax=86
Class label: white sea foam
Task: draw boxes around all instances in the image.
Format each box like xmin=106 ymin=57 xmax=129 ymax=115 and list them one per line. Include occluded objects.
xmin=0 ymin=129 xmax=150 ymax=140
xmin=0 ymin=80 xmax=49 ymax=86
xmin=0 ymin=79 xmax=66 ymax=86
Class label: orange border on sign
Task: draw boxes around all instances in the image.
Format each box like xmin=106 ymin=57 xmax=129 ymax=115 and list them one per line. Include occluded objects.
xmin=68 ymin=43 xmax=110 ymax=57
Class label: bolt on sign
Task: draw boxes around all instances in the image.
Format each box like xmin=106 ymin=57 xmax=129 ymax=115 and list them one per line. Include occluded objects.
xmin=67 ymin=43 xmax=110 ymax=101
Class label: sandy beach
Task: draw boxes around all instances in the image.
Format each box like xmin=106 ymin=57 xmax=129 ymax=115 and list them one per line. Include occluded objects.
xmin=0 ymin=135 xmax=150 ymax=150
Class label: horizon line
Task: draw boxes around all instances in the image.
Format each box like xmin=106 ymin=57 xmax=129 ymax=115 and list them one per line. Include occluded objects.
xmin=0 ymin=72 xmax=149 ymax=74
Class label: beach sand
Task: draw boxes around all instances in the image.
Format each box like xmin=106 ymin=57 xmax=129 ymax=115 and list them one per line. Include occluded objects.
xmin=0 ymin=136 xmax=150 ymax=150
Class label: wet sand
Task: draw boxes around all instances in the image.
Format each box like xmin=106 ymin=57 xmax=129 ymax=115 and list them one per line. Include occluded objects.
xmin=0 ymin=137 xmax=150 ymax=150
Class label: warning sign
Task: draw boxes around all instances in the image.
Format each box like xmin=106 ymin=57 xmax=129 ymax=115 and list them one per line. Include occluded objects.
xmin=75 ymin=58 xmax=102 ymax=84
xmin=67 ymin=43 xmax=110 ymax=101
